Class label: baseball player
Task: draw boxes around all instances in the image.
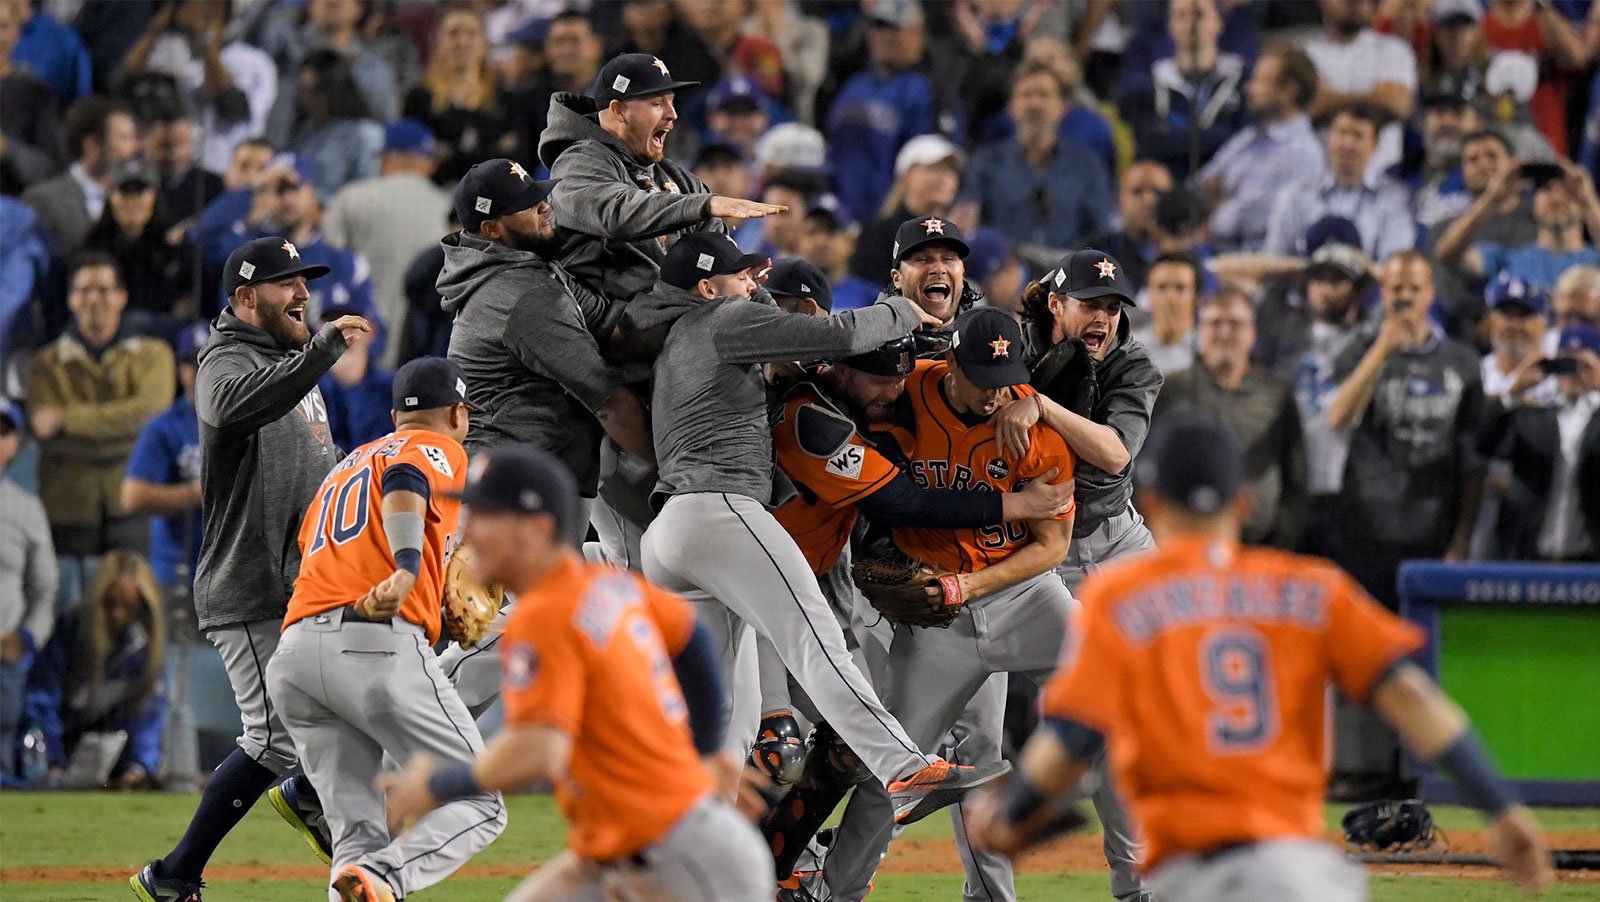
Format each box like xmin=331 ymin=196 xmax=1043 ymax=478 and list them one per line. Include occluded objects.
xmin=968 ymin=413 xmax=1554 ymax=901
xmin=883 ymin=215 xmax=981 ymax=334
xmin=265 ymin=357 xmax=506 ymax=902
xmin=379 ymin=445 xmax=773 ymax=901
xmin=132 ymin=237 xmax=369 ymax=902
xmin=632 ymin=230 xmax=1008 ymax=825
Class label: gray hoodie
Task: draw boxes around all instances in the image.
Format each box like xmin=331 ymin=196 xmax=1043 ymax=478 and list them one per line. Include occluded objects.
xmin=627 ymin=283 xmax=921 ymax=507
xmin=193 ymin=310 xmax=346 ymax=630
xmin=439 ymin=230 xmax=618 ymax=494
xmin=538 ymin=92 xmax=724 ymax=304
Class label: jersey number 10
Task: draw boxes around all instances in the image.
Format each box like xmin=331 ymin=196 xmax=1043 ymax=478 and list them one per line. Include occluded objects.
xmin=307 ymin=469 xmax=373 ymax=556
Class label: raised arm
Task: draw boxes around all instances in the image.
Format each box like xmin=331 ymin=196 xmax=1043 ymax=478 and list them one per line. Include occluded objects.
xmin=712 ymin=297 xmax=925 ymax=366
xmin=196 ymin=320 xmax=360 ymax=433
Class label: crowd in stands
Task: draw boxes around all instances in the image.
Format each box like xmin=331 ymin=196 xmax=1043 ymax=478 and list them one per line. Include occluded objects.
xmin=1 ymin=0 xmax=1598 ymax=787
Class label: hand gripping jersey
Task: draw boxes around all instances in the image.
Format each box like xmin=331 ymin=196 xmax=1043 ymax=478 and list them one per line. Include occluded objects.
xmin=1041 ymin=537 xmax=1425 ymax=872
xmin=500 ymin=554 xmax=716 ymax=861
xmin=286 ymin=429 xmax=467 ymax=642
xmin=871 ymin=360 xmax=1075 ymax=573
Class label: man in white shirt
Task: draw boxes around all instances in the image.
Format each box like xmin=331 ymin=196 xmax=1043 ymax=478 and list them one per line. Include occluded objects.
xmin=1131 ymin=252 xmax=1200 ymax=375
xmin=1303 ymin=0 xmax=1418 ymax=175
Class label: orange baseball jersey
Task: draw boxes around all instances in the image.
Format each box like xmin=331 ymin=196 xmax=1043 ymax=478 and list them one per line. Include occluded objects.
xmin=286 ymin=429 xmax=466 ymax=642
xmin=772 ymin=382 xmax=899 ymax=574
xmin=1041 ymin=536 xmax=1425 ymax=872
xmin=875 ymin=360 xmax=1074 ymax=573
xmin=500 ymin=553 xmax=715 ymax=861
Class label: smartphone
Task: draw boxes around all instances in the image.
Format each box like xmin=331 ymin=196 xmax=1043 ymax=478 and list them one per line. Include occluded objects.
xmin=1538 ymin=357 xmax=1580 ymax=376
xmin=1520 ymin=162 xmax=1566 ymax=189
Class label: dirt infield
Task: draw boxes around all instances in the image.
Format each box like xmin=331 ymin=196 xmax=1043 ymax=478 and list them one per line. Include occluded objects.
xmin=8 ymin=831 xmax=1600 ymax=885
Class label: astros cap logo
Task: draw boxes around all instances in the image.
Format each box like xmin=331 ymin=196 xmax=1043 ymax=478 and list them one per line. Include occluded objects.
xmin=652 ymin=57 xmax=670 ymax=76
xmin=922 ymin=216 xmax=945 ymax=235
xmin=281 ymin=241 xmax=300 ymax=260
xmin=1095 ymin=257 xmax=1117 ymax=280
xmin=989 ymin=335 xmax=1010 ymax=359
xmin=509 ymin=161 xmax=530 ymax=182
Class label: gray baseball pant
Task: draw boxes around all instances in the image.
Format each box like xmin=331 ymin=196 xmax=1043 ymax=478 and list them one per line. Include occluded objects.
xmin=1148 ymin=840 xmax=1367 ymax=902
xmin=207 ymin=618 xmax=298 ymax=774
xmin=504 ymin=796 xmax=773 ymax=901
xmin=266 ymin=609 xmax=506 ymax=899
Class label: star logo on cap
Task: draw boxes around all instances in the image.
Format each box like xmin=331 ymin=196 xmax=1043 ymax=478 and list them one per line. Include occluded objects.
xmin=989 ymin=335 xmax=1011 ymax=359
xmin=508 ymin=161 xmax=529 ymax=182
xmin=281 ymin=241 xmax=300 ymax=260
xmin=1095 ymin=257 xmax=1117 ymax=280
xmin=652 ymin=57 xmax=670 ymax=76
xmin=922 ymin=216 xmax=945 ymax=235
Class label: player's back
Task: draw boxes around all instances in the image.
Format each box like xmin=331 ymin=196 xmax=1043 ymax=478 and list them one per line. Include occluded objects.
xmin=1043 ymin=536 xmax=1423 ymax=869
xmin=287 ymin=429 xmax=466 ymax=640
xmin=502 ymin=555 xmax=715 ymax=860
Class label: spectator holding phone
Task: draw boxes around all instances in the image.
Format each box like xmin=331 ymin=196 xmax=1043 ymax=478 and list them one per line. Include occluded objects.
xmin=1437 ymin=159 xmax=1600 ymax=288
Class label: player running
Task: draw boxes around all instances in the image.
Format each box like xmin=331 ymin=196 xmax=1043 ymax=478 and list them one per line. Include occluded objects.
xmin=968 ymin=413 xmax=1554 ymax=901
xmin=265 ymin=358 xmax=505 ymax=902
xmin=379 ymin=445 xmax=772 ymax=901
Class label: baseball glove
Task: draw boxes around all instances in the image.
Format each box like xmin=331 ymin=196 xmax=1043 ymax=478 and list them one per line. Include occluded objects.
xmin=442 ymin=545 xmax=504 ymax=648
xmin=851 ymin=550 xmax=963 ymax=628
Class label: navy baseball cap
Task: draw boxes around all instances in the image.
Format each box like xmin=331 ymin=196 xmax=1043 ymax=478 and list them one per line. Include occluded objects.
xmin=964 ymin=228 xmax=1013 ymax=284
xmin=661 ymin=232 xmax=765 ymax=291
xmin=453 ymin=158 xmax=557 ymax=232
xmin=893 ymin=214 xmax=969 ymax=263
xmin=1305 ymin=243 xmax=1370 ymax=282
xmin=1487 ymin=271 xmax=1548 ymax=316
xmin=1557 ymin=322 xmax=1600 ymax=355
xmin=592 ymin=53 xmax=699 ymax=106
xmin=223 ymin=236 xmax=331 ymax=299
xmin=262 ymin=152 xmax=317 ymax=186
xmin=841 ymin=334 xmax=916 ymax=376
xmin=707 ymin=75 xmax=768 ymax=114
xmin=176 ymin=321 xmax=211 ymax=363
xmin=454 ymin=445 xmax=580 ymax=542
xmin=806 ymin=193 xmax=856 ymax=232
xmin=950 ymin=307 xmax=1030 ymax=389
xmin=392 ymin=357 xmax=477 ymax=412
xmin=1137 ymin=412 xmax=1245 ymax=515
xmin=766 ymin=258 xmax=833 ymax=311
xmin=1050 ymin=249 xmax=1135 ymax=305
xmin=384 ymin=118 xmax=437 ymax=156
xmin=110 ymin=159 xmax=158 ymax=191
xmin=1302 ymin=215 xmax=1362 ymax=256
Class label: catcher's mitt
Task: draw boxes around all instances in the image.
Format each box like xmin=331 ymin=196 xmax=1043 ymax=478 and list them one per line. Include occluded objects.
xmin=1032 ymin=336 xmax=1099 ymax=418
xmin=851 ymin=551 xmax=963 ymax=628
xmin=442 ymin=545 xmax=504 ymax=647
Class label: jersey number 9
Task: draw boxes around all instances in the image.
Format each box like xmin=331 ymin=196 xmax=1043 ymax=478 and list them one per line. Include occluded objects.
xmin=1200 ymin=628 xmax=1279 ymax=755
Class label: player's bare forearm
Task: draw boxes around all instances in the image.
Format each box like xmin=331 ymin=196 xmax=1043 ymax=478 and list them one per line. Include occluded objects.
xmin=597 ymin=387 xmax=655 ymax=464
xmin=474 ymin=724 xmax=571 ymax=793
xmin=1039 ymin=396 xmax=1131 ymax=475
xmin=1018 ymin=725 xmax=1093 ymax=796
xmin=1371 ymin=663 xmax=1470 ymax=758
xmin=120 ymin=478 xmax=201 ymax=516
xmin=958 ymin=515 xmax=1073 ymax=599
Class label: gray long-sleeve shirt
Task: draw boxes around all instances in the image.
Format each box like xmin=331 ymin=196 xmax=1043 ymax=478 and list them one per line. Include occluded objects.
xmin=628 ymin=283 xmax=921 ymax=507
xmin=0 ymin=479 xmax=57 ymax=648
xmin=193 ymin=311 xmax=346 ymax=630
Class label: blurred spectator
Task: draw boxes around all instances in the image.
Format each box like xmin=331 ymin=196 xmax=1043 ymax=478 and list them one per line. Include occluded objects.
xmin=121 ymin=321 xmax=204 ymax=604
xmin=26 ymin=252 xmax=175 ymax=613
xmin=401 ymin=235 xmax=450 ymax=361
xmin=1131 ymin=252 xmax=1201 ymax=375
xmin=144 ymin=114 xmax=223 ymax=225
xmin=0 ymin=195 xmax=51 ymax=360
xmin=1480 ymin=50 xmax=1557 ymax=161
xmin=849 ymin=134 xmax=962 ymax=283
xmin=1424 ymin=0 xmax=1488 ymax=105
xmin=0 ymin=0 xmax=66 ymax=174
xmin=1482 ymin=0 xmax=1586 ymax=158
xmin=1152 ymin=286 xmax=1307 ymax=548
xmin=20 ymin=96 xmax=140 ymax=267
xmin=0 ymin=400 xmax=56 ymax=785
xmin=611 ymin=0 xmax=720 ymax=87
xmin=1304 ymin=0 xmax=1417 ymax=175
xmin=508 ymin=11 xmax=603 ymax=159
xmin=826 ymin=0 xmax=962 ymax=223
xmin=1088 ymin=160 xmax=1175 ymax=295
xmin=677 ymin=0 xmax=784 ymax=97
xmin=693 ymin=142 xmax=753 ymax=213
xmin=1428 ymin=129 xmax=1535 ymax=323
xmin=980 ymin=37 xmax=1117 ymax=180
xmin=742 ymin=0 xmax=829 ymax=125
xmin=1120 ymin=0 xmax=1249 ymax=180
xmin=704 ymin=75 xmax=774 ymax=156
xmin=1441 ymin=160 xmax=1600 ymax=288
xmin=118 ymin=0 xmax=279 ymax=176
xmin=402 ymin=6 xmax=521 ymax=188
xmin=1482 ymin=323 xmax=1600 ymax=561
xmin=963 ymin=225 xmax=1026 ymax=313
xmin=738 ymin=167 xmax=823 ymax=258
xmin=1552 ymin=263 xmax=1600 ymax=330
xmin=5 ymin=0 xmax=92 ymax=108
xmin=1151 ymin=185 xmax=1214 ymax=266
xmin=1480 ymin=273 xmax=1558 ymax=409
xmin=83 ymin=160 xmax=196 ymax=335
xmin=324 ymin=120 xmax=449 ymax=370
xmin=1410 ymin=93 xmax=1482 ymax=231
xmin=24 ymin=550 xmax=167 ymax=789
xmin=186 ymin=138 xmax=276 ymax=314
xmin=945 ymin=0 xmax=1041 ymax=143
xmin=316 ymin=307 xmax=393 ymax=451
xmin=290 ymin=50 xmax=384 ymax=198
xmin=799 ymin=196 xmax=879 ymax=312
xmin=1263 ymin=103 xmax=1415 ymax=262
xmin=1200 ymin=43 xmax=1323 ymax=253
xmin=259 ymin=0 xmax=400 ymax=143
xmin=356 ymin=0 xmax=422 ymax=100
xmin=965 ymin=59 xmax=1113 ymax=270
xmin=752 ymin=121 xmax=827 ymax=182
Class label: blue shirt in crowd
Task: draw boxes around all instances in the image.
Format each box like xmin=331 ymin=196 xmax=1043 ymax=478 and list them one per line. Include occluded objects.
xmin=830 ymin=276 xmax=885 ymax=312
xmin=10 ymin=9 xmax=91 ymax=106
xmin=125 ymin=396 xmax=202 ymax=587
xmin=320 ymin=367 xmax=396 ymax=453
xmin=1264 ymin=170 xmax=1416 ymax=262
xmin=964 ymin=136 xmax=1113 ymax=254
xmin=1200 ymin=114 xmax=1325 ymax=253
xmin=826 ymin=67 xmax=961 ymax=223
xmin=979 ymin=106 xmax=1118 ymax=181
xmin=1477 ymin=243 xmax=1600 ymax=290
xmin=1119 ymin=55 xmax=1250 ymax=181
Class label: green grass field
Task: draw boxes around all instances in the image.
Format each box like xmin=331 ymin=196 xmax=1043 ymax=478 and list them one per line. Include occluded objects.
xmin=1 ymin=792 xmax=1597 ymax=901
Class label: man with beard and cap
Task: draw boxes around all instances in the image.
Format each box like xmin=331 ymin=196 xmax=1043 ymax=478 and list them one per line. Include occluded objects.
xmin=538 ymin=51 xmax=786 ymax=571
xmin=132 ymin=237 xmax=371 ymax=902
xmin=437 ymin=158 xmax=654 ymax=716
xmin=884 ymin=214 xmax=980 ymax=347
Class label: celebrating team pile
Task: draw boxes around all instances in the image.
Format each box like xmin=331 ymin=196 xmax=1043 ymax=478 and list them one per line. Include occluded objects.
xmin=126 ymin=51 xmax=1554 ymax=902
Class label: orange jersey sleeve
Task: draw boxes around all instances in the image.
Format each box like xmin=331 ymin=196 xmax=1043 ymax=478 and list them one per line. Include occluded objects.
xmin=286 ymin=431 xmax=467 ymax=642
xmin=773 ymin=388 xmax=899 ymax=574
xmin=502 ymin=555 xmax=714 ymax=860
xmin=1324 ymin=569 xmax=1427 ymax=702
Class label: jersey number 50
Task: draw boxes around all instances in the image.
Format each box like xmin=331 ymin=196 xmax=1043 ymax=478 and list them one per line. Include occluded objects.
xmin=1200 ymin=628 xmax=1279 ymax=755
xmin=307 ymin=469 xmax=372 ymax=556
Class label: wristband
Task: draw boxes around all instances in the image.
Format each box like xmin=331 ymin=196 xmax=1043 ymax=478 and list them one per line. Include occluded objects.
xmin=393 ymin=548 xmax=422 ymax=576
xmin=1034 ymin=393 xmax=1045 ymax=419
xmin=1001 ymin=771 xmax=1047 ymax=824
xmin=1432 ymin=730 xmax=1515 ymax=817
xmin=426 ymin=762 xmax=483 ymax=803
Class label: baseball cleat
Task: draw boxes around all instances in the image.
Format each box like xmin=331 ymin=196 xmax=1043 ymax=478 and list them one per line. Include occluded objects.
xmin=267 ymin=776 xmax=334 ymax=865
xmin=332 ymin=864 xmax=397 ymax=902
xmin=888 ymin=758 xmax=1011 ymax=826
xmin=128 ymin=861 xmax=204 ymax=902
xmin=775 ymin=867 xmax=827 ymax=901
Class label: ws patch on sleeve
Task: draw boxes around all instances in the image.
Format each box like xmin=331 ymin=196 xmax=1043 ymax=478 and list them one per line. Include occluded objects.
xmin=826 ymin=444 xmax=865 ymax=479
xmin=421 ymin=445 xmax=455 ymax=477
